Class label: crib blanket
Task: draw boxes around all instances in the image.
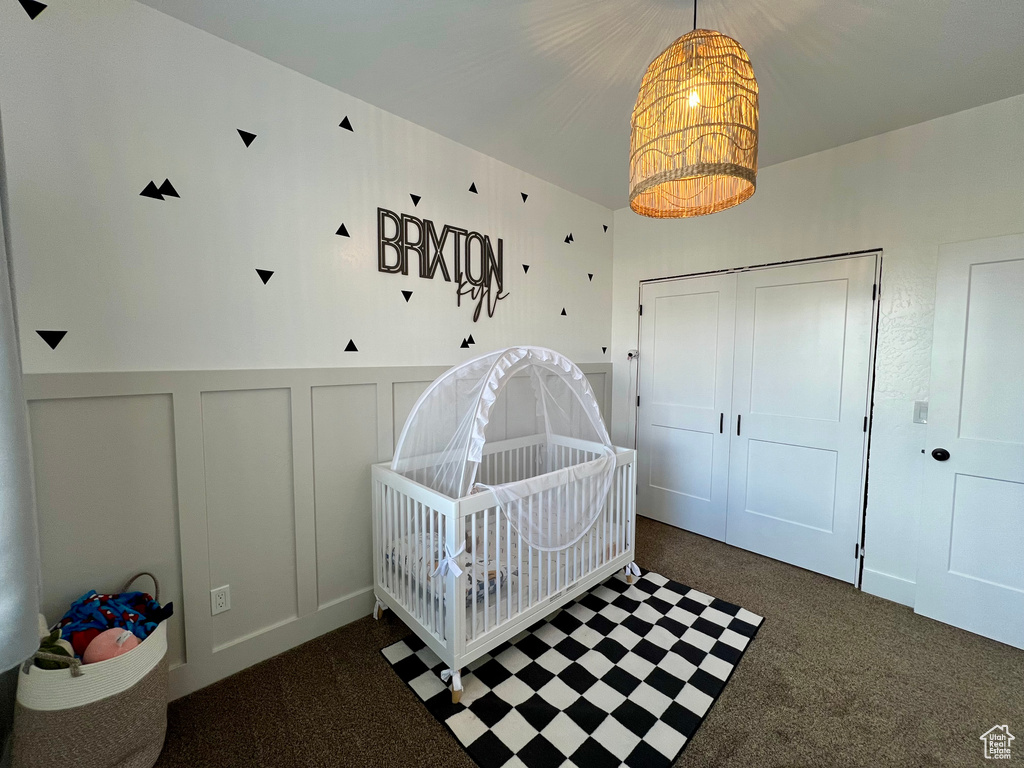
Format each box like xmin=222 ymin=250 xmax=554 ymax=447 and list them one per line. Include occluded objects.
xmin=384 ymin=533 xmax=517 ymax=604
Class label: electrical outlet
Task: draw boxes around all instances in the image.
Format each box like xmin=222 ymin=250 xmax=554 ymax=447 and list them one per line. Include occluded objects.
xmin=211 ymin=585 xmax=230 ymax=615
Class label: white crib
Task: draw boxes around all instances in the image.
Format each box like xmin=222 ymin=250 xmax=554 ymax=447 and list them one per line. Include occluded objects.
xmin=372 ymin=433 xmax=636 ymax=702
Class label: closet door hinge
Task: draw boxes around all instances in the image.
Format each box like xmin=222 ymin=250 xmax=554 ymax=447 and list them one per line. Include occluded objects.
xmin=863 ymin=416 xmax=868 ymax=432
xmin=636 ymin=395 xmax=640 ymax=407
xmin=855 ymin=543 xmax=864 ymax=559
xmin=872 ymin=283 xmax=878 ymax=301
xmin=639 ymin=304 xmax=643 ymax=316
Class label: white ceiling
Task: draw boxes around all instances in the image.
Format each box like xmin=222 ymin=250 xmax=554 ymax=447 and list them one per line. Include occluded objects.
xmin=137 ymin=0 xmax=1024 ymax=210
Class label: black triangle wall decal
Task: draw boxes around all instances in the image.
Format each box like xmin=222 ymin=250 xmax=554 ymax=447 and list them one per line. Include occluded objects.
xmin=602 ymin=346 xmax=607 ymax=354
xmin=158 ymin=179 xmax=179 ymax=198
xmin=336 ymin=223 xmax=350 ymax=237
xmin=140 ymin=181 xmax=163 ymax=200
xmin=588 ymin=273 xmax=594 ymax=281
xmin=339 ymin=116 xmax=353 ymax=131
xmin=521 ymin=193 xmax=528 ymax=202
xmin=469 ymin=182 xmax=478 ymax=194
xmin=402 ymin=290 xmax=412 ymax=302
xmin=467 ymin=334 xmax=475 ymax=345
xmin=603 ymin=225 xmax=608 ymax=232
xmin=460 ymin=339 xmax=470 ymax=349
xmin=564 ymin=235 xmax=571 ymax=244
xmin=237 ymin=129 xmax=257 ymax=147
xmin=344 ymin=339 xmax=358 ymax=352
xmin=568 ymin=233 xmax=574 ymax=242
xmin=18 ymin=0 xmax=47 ymax=19
xmin=36 ymin=330 xmax=66 ymax=349
xmin=560 ymin=308 xmax=567 ymax=316
xmin=256 ymin=269 xmax=274 ymax=284
xmin=522 ymin=264 xmax=530 ymax=274
xmin=410 ymin=194 xmax=421 ymax=207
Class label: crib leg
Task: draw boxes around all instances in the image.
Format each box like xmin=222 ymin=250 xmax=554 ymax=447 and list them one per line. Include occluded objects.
xmin=451 ymin=669 xmax=463 ymax=704
xmin=624 ymin=562 xmax=640 ymax=584
xmin=442 ymin=668 xmax=463 ymax=704
xmin=372 ymin=598 xmax=387 ymax=620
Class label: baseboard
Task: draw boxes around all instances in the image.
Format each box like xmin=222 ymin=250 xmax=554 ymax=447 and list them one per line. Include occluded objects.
xmin=861 ymin=568 xmax=915 ymax=608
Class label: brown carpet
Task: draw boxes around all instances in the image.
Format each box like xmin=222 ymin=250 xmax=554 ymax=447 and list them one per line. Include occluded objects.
xmin=156 ymin=517 xmax=1024 ymax=767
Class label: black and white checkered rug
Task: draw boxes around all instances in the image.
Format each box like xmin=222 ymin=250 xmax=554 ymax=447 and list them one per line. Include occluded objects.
xmin=382 ymin=569 xmax=762 ymax=768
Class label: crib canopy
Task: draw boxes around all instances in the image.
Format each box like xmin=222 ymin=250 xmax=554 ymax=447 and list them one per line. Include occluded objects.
xmin=392 ymin=347 xmax=616 ymax=550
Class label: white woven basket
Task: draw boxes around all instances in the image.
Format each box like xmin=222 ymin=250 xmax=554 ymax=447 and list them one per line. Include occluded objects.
xmin=15 ymin=621 xmax=167 ymax=711
xmin=11 ymin=574 xmax=170 ymax=768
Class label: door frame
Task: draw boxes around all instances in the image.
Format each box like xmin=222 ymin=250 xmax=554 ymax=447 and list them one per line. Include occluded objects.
xmin=634 ymin=248 xmax=884 ymax=589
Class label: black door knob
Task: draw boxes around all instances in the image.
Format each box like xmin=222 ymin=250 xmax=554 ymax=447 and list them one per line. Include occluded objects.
xmin=931 ymin=448 xmax=950 ymax=461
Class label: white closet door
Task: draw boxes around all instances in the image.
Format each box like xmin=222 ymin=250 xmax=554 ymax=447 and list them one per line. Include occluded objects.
xmin=637 ymin=274 xmax=736 ymax=540
xmin=915 ymin=234 xmax=1024 ymax=649
xmin=726 ymin=256 xmax=876 ymax=583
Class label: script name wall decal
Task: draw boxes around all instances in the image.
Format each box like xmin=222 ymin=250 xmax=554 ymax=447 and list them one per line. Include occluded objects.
xmin=377 ymin=207 xmax=507 ymax=322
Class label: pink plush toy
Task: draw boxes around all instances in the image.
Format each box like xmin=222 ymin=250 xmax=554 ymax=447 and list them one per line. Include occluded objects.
xmin=83 ymin=628 xmax=140 ymax=663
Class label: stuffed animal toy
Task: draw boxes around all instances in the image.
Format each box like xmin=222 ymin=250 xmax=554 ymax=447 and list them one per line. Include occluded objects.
xmin=33 ymin=613 xmax=76 ymax=670
xmin=83 ymin=628 xmax=140 ymax=663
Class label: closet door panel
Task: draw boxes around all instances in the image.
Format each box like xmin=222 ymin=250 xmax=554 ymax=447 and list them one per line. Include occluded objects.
xmin=637 ymin=274 xmax=736 ymax=540
xmin=726 ymin=256 xmax=876 ymax=582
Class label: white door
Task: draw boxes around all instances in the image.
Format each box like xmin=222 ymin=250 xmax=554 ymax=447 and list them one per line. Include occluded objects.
xmin=637 ymin=274 xmax=736 ymax=539
xmin=915 ymin=234 xmax=1024 ymax=649
xmin=725 ymin=256 xmax=877 ymax=583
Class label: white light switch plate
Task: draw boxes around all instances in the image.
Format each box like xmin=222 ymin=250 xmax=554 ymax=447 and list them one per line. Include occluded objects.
xmin=913 ymin=401 xmax=928 ymax=424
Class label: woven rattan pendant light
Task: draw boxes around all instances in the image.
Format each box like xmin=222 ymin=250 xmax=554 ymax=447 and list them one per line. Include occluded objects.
xmin=629 ymin=0 xmax=759 ymax=217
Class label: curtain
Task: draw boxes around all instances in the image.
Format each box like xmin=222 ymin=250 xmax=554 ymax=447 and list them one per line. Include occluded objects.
xmin=0 ymin=105 xmax=41 ymax=675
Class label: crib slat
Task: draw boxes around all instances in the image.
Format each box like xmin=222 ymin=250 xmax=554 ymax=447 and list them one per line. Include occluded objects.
xmin=598 ymin=483 xmax=606 ymax=569
xmin=516 ymin=499 xmax=523 ymax=613
xmin=494 ymin=508 xmax=500 ymax=628
xmin=383 ymin=488 xmax=389 ymax=592
xmin=411 ymin=499 xmax=417 ymax=617
xmin=468 ymin=512 xmax=474 ymax=642
xmin=420 ymin=501 xmax=427 ymax=620
xmin=391 ymin=487 xmax=397 ymax=592
xmin=403 ymin=494 xmax=410 ymax=607
xmin=483 ymin=509 xmax=490 ymax=634
xmin=506 ymin=510 xmax=513 ymax=621
xmin=545 ymin=487 xmax=552 ymax=598
xmin=407 ymin=494 xmax=414 ymax=607
xmin=426 ymin=503 xmax=433 ymax=633
xmin=589 ymin=475 xmax=598 ymax=577
xmin=413 ymin=500 xmax=420 ymax=619
xmin=439 ymin=513 xmax=446 ymax=641
xmin=528 ymin=496 xmax=535 ymax=607
xmin=620 ymin=463 xmax=627 ymax=556
xmin=572 ymin=477 xmax=579 ymax=582
xmin=394 ymin=490 xmax=399 ymax=593
xmin=557 ymin=485 xmax=563 ymax=591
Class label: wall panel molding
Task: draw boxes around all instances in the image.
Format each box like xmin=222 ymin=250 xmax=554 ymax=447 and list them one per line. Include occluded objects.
xmin=23 ymin=362 xmax=611 ymax=699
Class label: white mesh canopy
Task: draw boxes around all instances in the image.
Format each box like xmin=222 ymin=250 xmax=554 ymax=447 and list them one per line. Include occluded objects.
xmin=392 ymin=347 xmax=616 ymax=551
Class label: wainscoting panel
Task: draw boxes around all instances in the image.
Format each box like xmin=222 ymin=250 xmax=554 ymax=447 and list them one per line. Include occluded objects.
xmin=27 ymin=394 xmax=187 ymax=667
xmin=22 ymin=363 xmax=612 ymax=699
xmin=587 ymin=372 xmax=608 ymax=424
xmin=392 ymin=380 xmax=432 ymax=447
xmin=312 ymin=383 xmax=379 ymax=609
xmin=201 ymin=388 xmax=299 ymax=650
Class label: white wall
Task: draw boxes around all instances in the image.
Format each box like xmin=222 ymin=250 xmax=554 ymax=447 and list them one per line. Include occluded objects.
xmin=611 ymin=93 xmax=1024 ymax=606
xmin=0 ymin=1 xmax=613 ymax=374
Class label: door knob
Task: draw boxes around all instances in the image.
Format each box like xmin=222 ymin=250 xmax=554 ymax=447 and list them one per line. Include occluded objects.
xmin=931 ymin=448 xmax=950 ymax=461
